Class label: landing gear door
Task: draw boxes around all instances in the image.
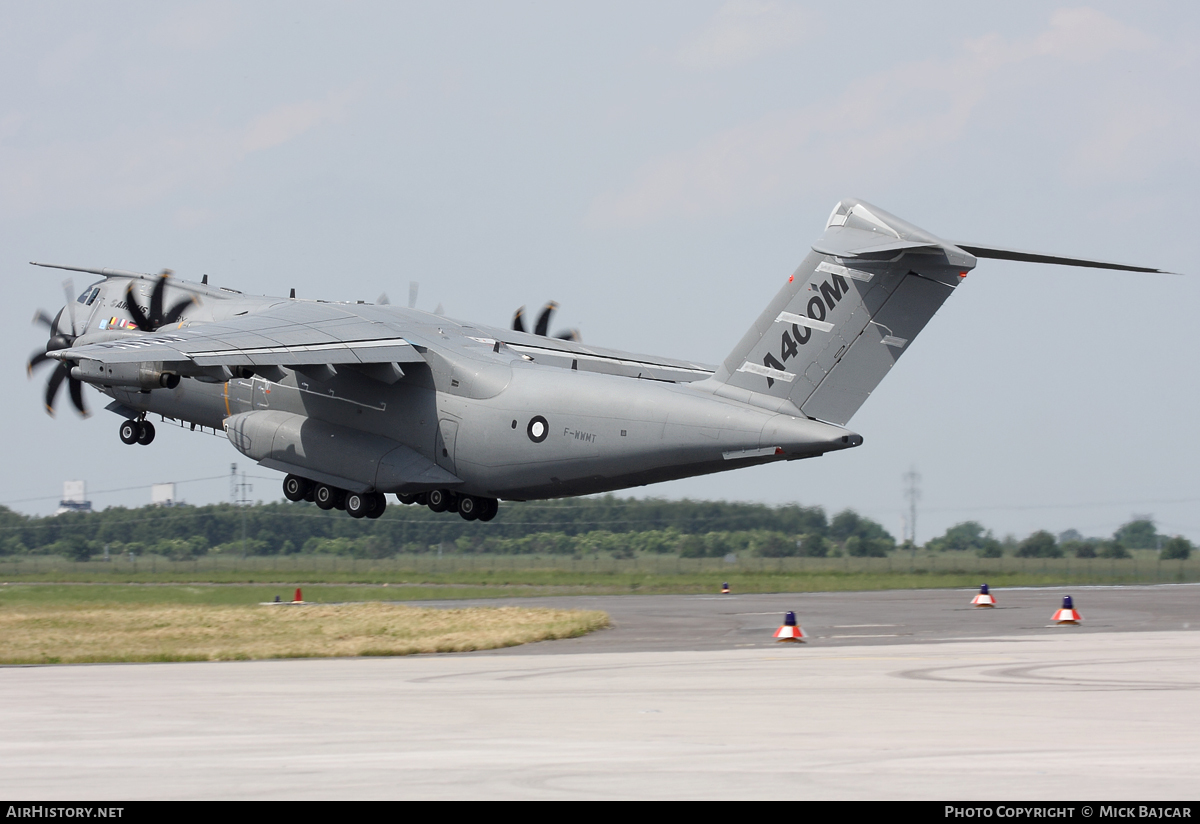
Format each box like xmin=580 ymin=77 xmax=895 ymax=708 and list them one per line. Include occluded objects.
xmin=435 ymin=418 xmax=459 ymax=473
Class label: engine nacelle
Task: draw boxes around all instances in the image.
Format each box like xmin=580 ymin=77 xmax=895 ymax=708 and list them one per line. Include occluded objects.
xmin=72 ymin=360 xmax=180 ymax=390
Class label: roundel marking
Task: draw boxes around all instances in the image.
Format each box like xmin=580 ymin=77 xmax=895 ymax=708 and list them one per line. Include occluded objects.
xmin=527 ymin=416 xmax=549 ymax=443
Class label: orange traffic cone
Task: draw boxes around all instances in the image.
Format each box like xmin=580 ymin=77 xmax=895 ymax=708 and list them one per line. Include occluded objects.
xmin=971 ymin=583 xmax=996 ymax=607
xmin=1052 ymin=595 xmax=1082 ymax=625
xmin=773 ymin=611 xmax=806 ymax=643
xmin=292 ymin=588 xmax=304 ymax=604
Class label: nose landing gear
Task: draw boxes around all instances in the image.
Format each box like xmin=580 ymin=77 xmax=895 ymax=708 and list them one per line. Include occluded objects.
xmin=118 ymin=418 xmax=155 ymax=446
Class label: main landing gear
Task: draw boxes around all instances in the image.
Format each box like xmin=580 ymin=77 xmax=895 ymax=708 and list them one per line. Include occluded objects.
xmin=282 ymin=474 xmax=386 ymax=519
xmin=281 ymin=475 xmax=498 ymax=522
xmin=118 ymin=418 xmax=155 ymax=446
xmin=396 ymin=490 xmax=499 ymax=522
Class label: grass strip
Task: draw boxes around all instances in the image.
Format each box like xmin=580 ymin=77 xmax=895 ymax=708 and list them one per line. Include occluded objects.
xmin=1 ymin=566 xmax=1190 ymax=594
xmin=0 ymin=601 xmax=608 ymax=664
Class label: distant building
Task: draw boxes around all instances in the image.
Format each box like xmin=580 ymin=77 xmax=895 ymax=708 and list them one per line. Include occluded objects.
xmin=151 ymin=483 xmax=181 ymax=507
xmin=55 ymin=480 xmax=93 ymax=515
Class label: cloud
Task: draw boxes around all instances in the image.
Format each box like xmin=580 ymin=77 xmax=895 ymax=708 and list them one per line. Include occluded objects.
xmin=1032 ymin=7 xmax=1154 ymax=62
xmin=36 ymin=32 xmax=100 ymax=88
xmin=593 ymin=8 xmax=1162 ymax=226
xmin=150 ymin=2 xmax=242 ymax=51
xmin=0 ymin=87 xmax=357 ymax=218
xmin=675 ymin=0 xmax=811 ymax=70
xmin=242 ymin=90 xmax=354 ymax=154
xmin=172 ymin=205 xmax=218 ymax=228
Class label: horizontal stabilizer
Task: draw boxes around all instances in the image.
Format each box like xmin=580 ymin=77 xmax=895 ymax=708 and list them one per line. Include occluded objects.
xmin=951 ymin=243 xmax=1176 ymax=274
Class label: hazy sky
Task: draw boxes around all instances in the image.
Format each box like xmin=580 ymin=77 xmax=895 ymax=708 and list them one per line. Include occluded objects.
xmin=3 ymin=2 xmax=1197 ymax=543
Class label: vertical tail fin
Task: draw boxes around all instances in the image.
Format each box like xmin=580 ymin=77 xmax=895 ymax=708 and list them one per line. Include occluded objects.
xmin=706 ymin=199 xmax=976 ymax=425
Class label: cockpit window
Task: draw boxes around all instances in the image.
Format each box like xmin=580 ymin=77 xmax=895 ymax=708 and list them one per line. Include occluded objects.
xmin=76 ymin=285 xmax=101 ymax=306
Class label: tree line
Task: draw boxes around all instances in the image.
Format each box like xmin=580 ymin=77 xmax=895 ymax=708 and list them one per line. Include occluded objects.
xmin=0 ymin=497 xmax=1189 ymax=562
xmin=924 ymin=519 xmax=1192 ymax=560
xmin=0 ymin=496 xmax=893 ymax=561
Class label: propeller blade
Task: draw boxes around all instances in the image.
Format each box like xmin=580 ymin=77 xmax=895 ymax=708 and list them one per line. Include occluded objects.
xmin=376 ymin=292 xmax=390 ymax=305
xmin=512 ymin=306 xmax=527 ymax=333
xmin=125 ymin=284 xmax=153 ymax=331
xmin=32 ymin=310 xmax=55 ymax=330
xmin=555 ymin=329 xmax=581 ymax=342
xmin=68 ymin=376 xmax=88 ymax=416
xmin=408 ymin=282 xmax=419 ymax=310
xmin=61 ymin=279 xmax=76 ymax=336
xmin=161 ymin=297 xmax=194 ymax=327
xmin=44 ymin=362 xmax=68 ymax=415
xmin=535 ymin=302 xmax=558 ymax=337
xmin=28 ymin=349 xmax=52 ymax=375
xmin=148 ymin=271 xmax=169 ymax=325
xmin=433 ymin=303 xmax=444 ymax=316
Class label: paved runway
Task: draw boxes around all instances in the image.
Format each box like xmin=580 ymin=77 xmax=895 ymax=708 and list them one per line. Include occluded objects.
xmin=1 ymin=585 xmax=1197 ymax=799
xmin=426 ymin=583 xmax=1200 ymax=653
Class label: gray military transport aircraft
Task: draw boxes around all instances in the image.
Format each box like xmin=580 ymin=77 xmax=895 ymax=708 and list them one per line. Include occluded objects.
xmin=28 ymin=199 xmax=1168 ymax=522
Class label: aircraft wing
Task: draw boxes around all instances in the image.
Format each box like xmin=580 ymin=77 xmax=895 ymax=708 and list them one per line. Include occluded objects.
xmin=59 ymin=297 xmax=715 ymax=384
xmin=63 ymin=301 xmax=428 ymax=369
xmin=488 ymin=330 xmax=715 ymax=383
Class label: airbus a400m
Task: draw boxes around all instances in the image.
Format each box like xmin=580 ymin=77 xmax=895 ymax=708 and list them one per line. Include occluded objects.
xmin=28 ymin=199 xmax=1166 ymax=522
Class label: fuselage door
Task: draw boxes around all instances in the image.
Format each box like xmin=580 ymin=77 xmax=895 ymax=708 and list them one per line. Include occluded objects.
xmin=435 ymin=418 xmax=459 ymax=473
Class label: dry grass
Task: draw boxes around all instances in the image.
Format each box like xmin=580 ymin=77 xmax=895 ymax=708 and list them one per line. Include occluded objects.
xmin=0 ymin=602 xmax=609 ymax=664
